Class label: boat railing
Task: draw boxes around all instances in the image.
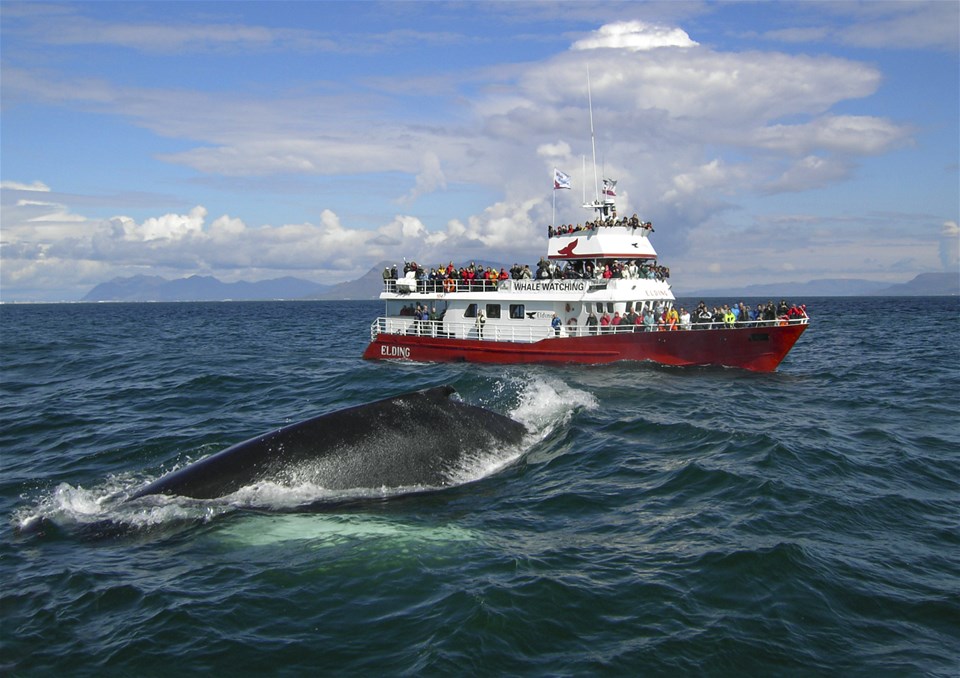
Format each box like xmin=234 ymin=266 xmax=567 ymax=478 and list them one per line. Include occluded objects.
xmin=370 ymin=316 xmax=808 ymax=342
xmin=381 ymin=275 xmax=670 ymax=295
xmin=383 ymin=278 xmax=503 ymax=294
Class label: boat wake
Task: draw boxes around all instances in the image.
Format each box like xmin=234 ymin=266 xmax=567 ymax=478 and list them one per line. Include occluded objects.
xmin=12 ymin=375 xmax=595 ymax=539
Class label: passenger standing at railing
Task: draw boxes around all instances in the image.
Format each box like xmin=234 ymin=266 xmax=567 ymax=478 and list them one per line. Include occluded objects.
xmin=551 ymin=313 xmax=562 ymax=336
xmin=587 ymin=312 xmax=599 ymax=335
xmin=666 ymin=306 xmax=679 ymax=330
xmin=723 ymin=306 xmax=736 ymax=327
xmin=711 ymin=306 xmax=724 ymax=328
xmin=600 ymin=312 xmax=611 ymax=333
xmin=696 ymin=304 xmax=711 ymax=326
xmin=476 ymin=311 xmax=486 ymax=339
xmin=680 ymin=308 xmax=691 ymax=330
xmin=643 ymin=308 xmax=657 ymax=332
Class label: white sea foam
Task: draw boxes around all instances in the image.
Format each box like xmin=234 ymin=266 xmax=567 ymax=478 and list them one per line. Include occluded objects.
xmin=509 ymin=374 xmax=599 ymax=434
xmin=444 ymin=374 xmax=597 ymax=485
xmin=13 ymin=479 xmax=228 ymax=535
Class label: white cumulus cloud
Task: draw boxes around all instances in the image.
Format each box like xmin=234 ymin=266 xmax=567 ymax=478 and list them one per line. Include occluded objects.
xmin=572 ymin=21 xmax=699 ymax=51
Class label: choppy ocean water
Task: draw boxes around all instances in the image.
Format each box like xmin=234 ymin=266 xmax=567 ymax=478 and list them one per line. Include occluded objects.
xmin=1 ymin=296 xmax=958 ymax=676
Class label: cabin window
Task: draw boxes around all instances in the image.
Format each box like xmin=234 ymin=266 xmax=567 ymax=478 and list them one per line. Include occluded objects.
xmin=485 ymin=304 xmax=501 ymax=319
xmin=607 ymin=303 xmax=615 ymax=313
xmin=465 ymin=303 xmax=478 ymax=318
xmin=509 ymin=304 xmax=525 ymax=319
xmin=595 ymin=302 xmax=603 ymax=313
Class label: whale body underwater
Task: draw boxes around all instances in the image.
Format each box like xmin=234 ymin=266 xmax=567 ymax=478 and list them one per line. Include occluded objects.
xmin=128 ymin=386 xmax=528 ymax=500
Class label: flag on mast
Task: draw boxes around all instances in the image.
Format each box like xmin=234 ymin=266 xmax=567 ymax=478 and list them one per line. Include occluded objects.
xmin=602 ymin=178 xmax=617 ymax=197
xmin=553 ymin=169 xmax=571 ymax=190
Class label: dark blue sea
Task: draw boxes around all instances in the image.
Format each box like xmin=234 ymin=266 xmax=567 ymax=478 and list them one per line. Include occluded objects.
xmin=2 ymin=297 xmax=958 ymax=676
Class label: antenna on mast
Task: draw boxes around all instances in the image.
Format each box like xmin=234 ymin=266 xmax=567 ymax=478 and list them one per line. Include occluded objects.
xmin=587 ymin=67 xmax=600 ymax=204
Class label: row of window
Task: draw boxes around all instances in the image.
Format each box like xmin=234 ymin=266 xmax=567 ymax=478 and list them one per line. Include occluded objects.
xmin=464 ymin=303 xmax=514 ymax=319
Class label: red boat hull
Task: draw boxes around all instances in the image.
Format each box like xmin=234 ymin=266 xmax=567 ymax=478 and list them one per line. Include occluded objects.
xmin=363 ymin=323 xmax=808 ymax=372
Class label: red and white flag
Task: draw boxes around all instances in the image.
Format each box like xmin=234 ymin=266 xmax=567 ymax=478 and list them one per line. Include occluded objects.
xmin=553 ymin=169 xmax=571 ymax=190
xmin=603 ymin=178 xmax=617 ymax=197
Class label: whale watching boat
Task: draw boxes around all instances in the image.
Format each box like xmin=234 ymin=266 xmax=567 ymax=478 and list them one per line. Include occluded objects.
xmin=361 ymin=187 xmax=809 ymax=371
xmin=363 ymin=90 xmax=808 ymax=371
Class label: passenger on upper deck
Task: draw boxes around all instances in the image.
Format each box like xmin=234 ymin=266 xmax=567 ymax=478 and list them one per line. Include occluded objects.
xmin=547 ymin=215 xmax=654 ymax=237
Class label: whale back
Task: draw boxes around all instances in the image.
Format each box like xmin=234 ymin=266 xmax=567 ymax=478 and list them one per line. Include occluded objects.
xmin=129 ymin=386 xmax=527 ymax=499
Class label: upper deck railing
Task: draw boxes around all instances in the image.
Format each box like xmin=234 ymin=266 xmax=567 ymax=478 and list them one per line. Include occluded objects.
xmin=381 ymin=273 xmax=669 ymax=296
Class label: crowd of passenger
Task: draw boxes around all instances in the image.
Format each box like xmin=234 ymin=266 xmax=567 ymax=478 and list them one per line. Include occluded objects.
xmin=391 ymin=299 xmax=807 ymax=338
xmin=586 ymin=299 xmax=808 ymax=333
xmin=383 ymin=255 xmax=670 ymax=293
xmin=534 ymin=258 xmax=670 ymax=281
xmin=384 ymin=262 xmax=512 ymax=292
xmin=548 ymin=213 xmax=653 ymax=237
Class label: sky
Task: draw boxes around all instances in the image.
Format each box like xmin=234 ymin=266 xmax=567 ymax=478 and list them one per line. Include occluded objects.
xmin=1 ymin=1 xmax=958 ymax=302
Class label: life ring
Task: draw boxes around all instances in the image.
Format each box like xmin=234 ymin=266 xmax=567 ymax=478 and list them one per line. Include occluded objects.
xmin=443 ymin=278 xmax=456 ymax=293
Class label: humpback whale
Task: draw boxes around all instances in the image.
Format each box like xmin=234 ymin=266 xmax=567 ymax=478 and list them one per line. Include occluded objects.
xmin=128 ymin=386 xmax=527 ymax=500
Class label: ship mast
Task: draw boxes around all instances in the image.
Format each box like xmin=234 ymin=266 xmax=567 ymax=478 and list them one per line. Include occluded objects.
xmin=583 ymin=68 xmax=613 ymax=220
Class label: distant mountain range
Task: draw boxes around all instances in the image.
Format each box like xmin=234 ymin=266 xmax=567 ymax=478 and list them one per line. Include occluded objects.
xmin=82 ymin=268 xmax=958 ymax=302
xmin=82 ymin=274 xmax=332 ymax=302
xmin=679 ymin=272 xmax=958 ymax=298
